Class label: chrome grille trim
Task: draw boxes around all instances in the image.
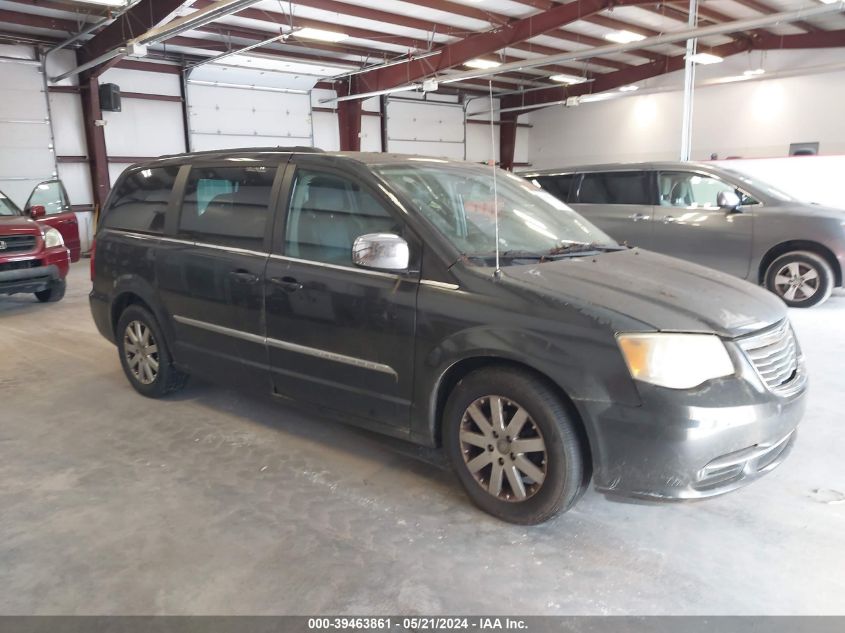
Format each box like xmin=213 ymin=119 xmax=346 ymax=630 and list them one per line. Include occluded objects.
xmin=737 ymin=320 xmax=802 ymax=396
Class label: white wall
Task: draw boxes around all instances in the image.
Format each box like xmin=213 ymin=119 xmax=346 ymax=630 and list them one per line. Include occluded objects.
xmin=528 ymin=64 xmax=845 ymax=169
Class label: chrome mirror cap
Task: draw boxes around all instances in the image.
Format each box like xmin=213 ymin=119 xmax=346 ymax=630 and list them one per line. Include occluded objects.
xmin=717 ymin=190 xmax=741 ymax=210
xmin=352 ymin=233 xmax=410 ymax=272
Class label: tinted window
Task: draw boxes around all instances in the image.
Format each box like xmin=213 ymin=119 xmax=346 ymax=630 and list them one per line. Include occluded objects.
xmin=104 ymin=167 xmax=179 ymax=234
xmin=285 ymin=169 xmax=398 ymax=266
xmin=578 ymin=172 xmax=651 ymax=205
xmin=179 ymin=165 xmax=275 ymax=248
xmin=535 ymin=175 xmax=573 ymax=202
xmin=658 ymin=172 xmax=737 ymax=208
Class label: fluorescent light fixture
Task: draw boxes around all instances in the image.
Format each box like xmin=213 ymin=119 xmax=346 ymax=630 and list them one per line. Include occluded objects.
xmin=743 ymin=68 xmax=765 ymax=76
xmin=213 ymin=53 xmax=351 ymax=76
xmin=604 ymin=30 xmax=646 ymax=44
xmin=76 ymin=0 xmax=127 ymax=5
xmin=464 ymin=58 xmax=501 ymax=69
xmin=688 ymin=53 xmax=724 ymax=64
xmin=619 ymin=84 xmax=639 ymax=92
xmin=550 ymin=73 xmax=589 ymax=85
xmin=818 ymin=0 xmax=837 ymax=4
xmin=293 ymin=27 xmax=348 ymax=43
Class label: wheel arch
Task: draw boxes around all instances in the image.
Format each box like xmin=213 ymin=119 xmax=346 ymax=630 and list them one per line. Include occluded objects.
xmin=109 ymin=279 xmax=179 ymax=364
xmin=430 ymin=356 xmax=594 ymax=483
xmin=758 ymin=240 xmax=841 ymax=287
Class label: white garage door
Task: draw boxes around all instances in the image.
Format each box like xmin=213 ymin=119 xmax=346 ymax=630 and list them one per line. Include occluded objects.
xmin=0 ymin=46 xmax=56 ymax=207
xmin=385 ymin=96 xmax=465 ymax=160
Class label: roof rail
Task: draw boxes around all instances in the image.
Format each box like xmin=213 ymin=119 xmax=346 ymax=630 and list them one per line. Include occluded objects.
xmin=158 ymin=146 xmax=325 ymax=159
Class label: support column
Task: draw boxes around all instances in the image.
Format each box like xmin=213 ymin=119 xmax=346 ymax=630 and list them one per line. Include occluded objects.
xmin=680 ymin=0 xmax=699 ymax=161
xmin=499 ymin=112 xmax=518 ymax=171
xmin=79 ymin=72 xmax=110 ymax=211
xmin=335 ymin=80 xmax=362 ymax=151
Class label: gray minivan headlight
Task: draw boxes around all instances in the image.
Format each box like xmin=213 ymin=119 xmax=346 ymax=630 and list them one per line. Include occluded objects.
xmin=617 ymin=333 xmax=735 ymax=389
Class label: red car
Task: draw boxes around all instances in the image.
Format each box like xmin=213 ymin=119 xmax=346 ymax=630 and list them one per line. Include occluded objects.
xmin=0 ymin=181 xmax=72 ymax=302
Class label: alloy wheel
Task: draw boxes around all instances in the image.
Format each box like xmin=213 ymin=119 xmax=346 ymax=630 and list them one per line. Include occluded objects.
xmin=459 ymin=395 xmax=547 ymax=502
xmin=123 ymin=320 xmax=159 ymax=385
xmin=774 ymin=262 xmax=819 ymax=303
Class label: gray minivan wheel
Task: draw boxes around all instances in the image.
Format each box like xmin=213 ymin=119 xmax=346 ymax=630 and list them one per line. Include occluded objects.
xmin=765 ymin=251 xmax=833 ymax=308
xmin=116 ymin=305 xmax=188 ymax=397
xmin=443 ymin=367 xmax=587 ymax=524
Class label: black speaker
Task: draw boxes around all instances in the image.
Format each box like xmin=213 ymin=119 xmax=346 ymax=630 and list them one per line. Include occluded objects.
xmin=99 ymin=83 xmax=121 ymax=112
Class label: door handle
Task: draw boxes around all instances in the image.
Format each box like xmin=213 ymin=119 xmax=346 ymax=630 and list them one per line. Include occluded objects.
xmin=229 ymin=270 xmax=259 ymax=284
xmin=270 ymin=276 xmax=303 ymax=292
xmin=629 ymin=213 xmax=648 ymax=222
xmin=661 ymin=215 xmax=676 ymax=224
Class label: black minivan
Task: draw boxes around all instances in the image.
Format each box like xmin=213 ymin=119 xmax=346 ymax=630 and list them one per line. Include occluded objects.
xmin=90 ymin=148 xmax=806 ymax=524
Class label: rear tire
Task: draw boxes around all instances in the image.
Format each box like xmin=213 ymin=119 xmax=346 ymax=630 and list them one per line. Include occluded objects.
xmin=765 ymin=250 xmax=833 ymax=308
xmin=116 ymin=304 xmax=188 ymax=398
xmin=34 ymin=279 xmax=65 ymax=303
xmin=443 ymin=367 xmax=587 ymax=524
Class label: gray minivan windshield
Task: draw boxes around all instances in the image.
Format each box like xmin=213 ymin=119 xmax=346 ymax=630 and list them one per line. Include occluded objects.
xmin=373 ymin=161 xmax=617 ymax=262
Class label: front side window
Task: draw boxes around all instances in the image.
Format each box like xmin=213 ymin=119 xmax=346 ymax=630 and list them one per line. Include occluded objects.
xmin=659 ymin=172 xmax=739 ymax=208
xmin=577 ymin=172 xmax=652 ymax=205
xmin=179 ymin=165 xmax=276 ymax=248
xmin=26 ymin=180 xmax=70 ymax=215
xmin=284 ymin=169 xmax=399 ymax=265
xmin=373 ymin=162 xmax=616 ymax=264
xmin=103 ymin=166 xmax=179 ymax=234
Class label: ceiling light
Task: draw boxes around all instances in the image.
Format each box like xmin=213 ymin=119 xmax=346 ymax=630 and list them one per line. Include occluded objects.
xmin=465 ymin=58 xmax=501 ymax=69
xmin=550 ymin=73 xmax=589 ymax=85
xmin=743 ymin=68 xmax=765 ymax=76
xmin=75 ymin=0 xmax=127 ymax=5
xmin=818 ymin=0 xmax=837 ymax=4
xmin=604 ymin=30 xmax=646 ymax=44
xmin=688 ymin=53 xmax=724 ymax=65
xmin=294 ymin=27 xmax=348 ymax=43
xmin=619 ymin=84 xmax=639 ymax=92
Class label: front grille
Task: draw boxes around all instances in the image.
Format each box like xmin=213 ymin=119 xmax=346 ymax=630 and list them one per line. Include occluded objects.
xmin=0 ymin=259 xmax=41 ymax=273
xmin=0 ymin=234 xmax=38 ymax=254
xmin=738 ymin=320 xmax=801 ymax=395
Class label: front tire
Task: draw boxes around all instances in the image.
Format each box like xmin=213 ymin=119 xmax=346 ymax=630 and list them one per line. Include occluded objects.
xmin=116 ymin=305 xmax=188 ymax=398
xmin=765 ymin=251 xmax=833 ymax=308
xmin=443 ymin=367 xmax=587 ymax=524
xmin=34 ymin=279 xmax=66 ymax=303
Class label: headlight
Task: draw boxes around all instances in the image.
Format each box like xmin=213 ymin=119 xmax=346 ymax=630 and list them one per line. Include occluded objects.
xmin=617 ymin=333 xmax=735 ymax=389
xmin=44 ymin=227 xmax=64 ymax=249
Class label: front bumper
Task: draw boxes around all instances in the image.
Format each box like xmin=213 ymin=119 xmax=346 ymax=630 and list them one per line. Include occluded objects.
xmin=577 ymin=367 xmax=806 ymax=501
xmin=0 ymin=263 xmax=61 ymax=295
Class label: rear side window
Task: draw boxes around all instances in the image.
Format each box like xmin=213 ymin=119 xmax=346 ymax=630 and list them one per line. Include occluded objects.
xmin=577 ymin=172 xmax=652 ymax=205
xmin=103 ymin=166 xmax=179 ymax=234
xmin=534 ymin=175 xmax=573 ymax=202
xmin=179 ymin=165 xmax=276 ymax=249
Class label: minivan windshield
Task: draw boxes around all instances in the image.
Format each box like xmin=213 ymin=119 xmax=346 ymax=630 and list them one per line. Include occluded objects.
xmin=373 ymin=161 xmax=617 ymax=263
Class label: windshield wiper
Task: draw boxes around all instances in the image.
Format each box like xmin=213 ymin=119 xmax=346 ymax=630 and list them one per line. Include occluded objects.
xmin=547 ymin=241 xmax=623 ymax=256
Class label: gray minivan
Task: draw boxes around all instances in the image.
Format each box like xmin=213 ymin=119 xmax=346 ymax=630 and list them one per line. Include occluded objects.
xmin=523 ymin=162 xmax=845 ymax=307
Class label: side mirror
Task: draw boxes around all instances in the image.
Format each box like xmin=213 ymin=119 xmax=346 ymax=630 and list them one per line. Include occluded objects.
xmin=352 ymin=233 xmax=409 ymax=272
xmin=29 ymin=205 xmax=46 ymax=219
xmin=717 ymin=190 xmax=741 ymax=211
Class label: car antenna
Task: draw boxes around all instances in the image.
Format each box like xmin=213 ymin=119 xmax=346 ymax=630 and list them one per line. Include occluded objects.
xmin=489 ymin=79 xmax=501 ymax=280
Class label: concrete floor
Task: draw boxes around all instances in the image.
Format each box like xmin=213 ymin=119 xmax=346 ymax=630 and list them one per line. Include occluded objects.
xmin=1 ymin=261 xmax=844 ymax=615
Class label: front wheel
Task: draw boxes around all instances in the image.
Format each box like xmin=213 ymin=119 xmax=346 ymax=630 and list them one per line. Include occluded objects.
xmin=443 ymin=367 xmax=588 ymax=524
xmin=34 ymin=279 xmax=66 ymax=303
xmin=116 ymin=305 xmax=188 ymax=397
xmin=765 ymin=251 xmax=833 ymax=308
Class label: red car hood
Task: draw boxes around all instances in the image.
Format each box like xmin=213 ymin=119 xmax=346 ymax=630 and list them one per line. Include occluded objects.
xmin=0 ymin=215 xmax=42 ymax=234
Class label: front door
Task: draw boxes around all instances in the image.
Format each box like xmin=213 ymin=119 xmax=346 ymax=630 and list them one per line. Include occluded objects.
xmin=157 ymin=162 xmax=281 ymax=388
xmin=569 ymin=170 xmax=655 ymax=248
xmin=652 ymin=171 xmax=753 ymax=279
xmin=264 ymin=159 xmax=418 ymax=431
xmin=25 ymin=180 xmax=81 ymax=261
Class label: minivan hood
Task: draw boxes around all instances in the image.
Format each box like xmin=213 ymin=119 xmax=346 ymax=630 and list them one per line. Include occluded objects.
xmin=500 ymin=248 xmax=786 ymax=338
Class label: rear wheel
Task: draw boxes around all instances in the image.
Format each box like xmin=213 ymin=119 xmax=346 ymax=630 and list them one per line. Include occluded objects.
xmin=443 ymin=367 xmax=587 ymax=524
xmin=765 ymin=251 xmax=833 ymax=308
xmin=116 ymin=305 xmax=188 ymax=397
xmin=34 ymin=279 xmax=65 ymax=303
